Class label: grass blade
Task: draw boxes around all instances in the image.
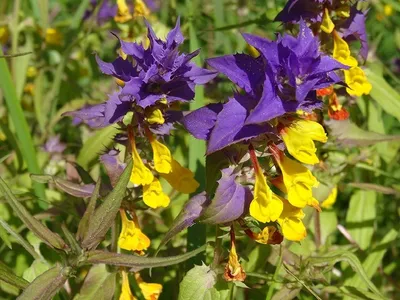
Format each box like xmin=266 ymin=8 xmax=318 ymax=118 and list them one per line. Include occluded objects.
xmin=0 ymin=48 xmax=46 ymax=203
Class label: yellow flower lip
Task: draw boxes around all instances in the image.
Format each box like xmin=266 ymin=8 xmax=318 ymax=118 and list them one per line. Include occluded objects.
xmin=118 ymin=210 xmax=150 ymax=253
xmin=321 ymin=8 xmax=335 ymax=33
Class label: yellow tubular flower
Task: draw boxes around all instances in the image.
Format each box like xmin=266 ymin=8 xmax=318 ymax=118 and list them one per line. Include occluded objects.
xmin=277 ymin=200 xmax=307 ymax=241
xmin=160 ymin=159 xmax=199 ymax=194
xmin=249 ymin=168 xmax=283 ymax=223
xmin=223 ymin=238 xmax=246 ymax=282
xmin=134 ymin=0 xmax=151 ymax=18
xmin=148 ymin=136 xmax=172 ymax=174
xmin=0 ymin=26 xmax=9 ymax=44
xmin=333 ymin=31 xmax=358 ymax=67
xmin=143 ymin=178 xmax=170 ymax=208
xmin=321 ymin=8 xmax=335 ymax=33
xmin=120 ymin=271 xmax=135 ymax=300
xmin=146 ymin=109 xmax=165 ymax=125
xmin=115 ymin=0 xmax=133 ymax=23
xmin=344 ymin=66 xmax=372 ymax=96
xmin=136 ymin=274 xmax=162 ymax=300
xmin=281 ymin=119 xmax=327 ymax=165
xmin=275 ymin=153 xmax=320 ymax=209
xmin=129 ymin=129 xmax=154 ymax=185
xmin=321 ymin=185 xmax=338 ymax=209
xmin=45 ymin=28 xmax=62 ymax=45
xmin=118 ymin=210 xmax=150 ymax=253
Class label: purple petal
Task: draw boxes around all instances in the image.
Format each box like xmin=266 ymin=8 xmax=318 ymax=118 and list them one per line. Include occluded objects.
xmin=183 ymin=104 xmax=223 ymax=140
xmin=183 ymin=64 xmax=218 ymax=85
xmin=100 ymin=149 xmax=126 ymax=187
xmin=201 ymin=168 xmax=252 ymax=224
xmin=95 ymin=56 xmax=138 ymax=81
xmin=207 ymin=54 xmax=264 ymax=94
xmin=166 ymin=17 xmax=184 ymax=48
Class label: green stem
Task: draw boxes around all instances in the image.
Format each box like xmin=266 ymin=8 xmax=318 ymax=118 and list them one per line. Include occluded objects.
xmin=266 ymin=244 xmax=283 ymax=300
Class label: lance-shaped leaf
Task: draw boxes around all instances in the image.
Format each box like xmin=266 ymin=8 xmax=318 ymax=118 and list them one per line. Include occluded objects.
xmin=85 ymin=244 xmax=207 ymax=272
xmin=156 ymin=193 xmax=208 ymax=254
xmin=0 ymin=260 xmax=29 ymax=290
xmin=31 ymin=174 xmax=95 ymax=198
xmin=201 ymin=168 xmax=252 ymax=224
xmin=81 ymin=161 xmax=133 ymax=249
xmin=0 ymin=177 xmax=68 ymax=251
xmin=17 ymin=265 xmax=70 ymax=300
xmin=76 ymin=179 xmax=101 ymax=242
xmin=326 ymin=119 xmax=400 ymax=147
xmin=73 ymin=264 xmax=116 ymax=300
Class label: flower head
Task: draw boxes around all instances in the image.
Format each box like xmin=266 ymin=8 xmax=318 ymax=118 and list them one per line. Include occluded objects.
xmin=65 ymin=18 xmax=216 ymax=134
xmin=118 ymin=210 xmax=150 ymax=254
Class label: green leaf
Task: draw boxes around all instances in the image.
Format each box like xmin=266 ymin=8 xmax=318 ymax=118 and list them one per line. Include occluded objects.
xmin=81 ymin=161 xmax=132 ymax=249
xmin=326 ymin=119 xmax=400 ymax=147
xmin=0 ymin=47 xmax=45 ymax=202
xmin=345 ymin=190 xmax=376 ymax=250
xmin=306 ymin=250 xmax=383 ymax=298
xmin=85 ymin=244 xmax=207 ymax=272
xmin=0 ymin=177 xmax=68 ymax=251
xmin=0 ymin=219 xmax=12 ymax=249
xmin=0 ymin=218 xmax=40 ymax=259
xmin=76 ymin=179 xmax=101 ymax=242
xmin=73 ymin=264 xmax=116 ymax=300
xmin=17 ymin=265 xmax=70 ymax=300
xmin=0 ymin=260 xmax=29 ymax=290
xmin=77 ymin=126 xmax=120 ymax=169
xmin=178 ymin=264 xmax=217 ymax=300
xmin=345 ymin=229 xmax=398 ymax=291
xmin=22 ymin=260 xmax=50 ymax=283
xmin=364 ymin=68 xmax=400 ymax=122
xmin=341 ymin=286 xmax=384 ymax=300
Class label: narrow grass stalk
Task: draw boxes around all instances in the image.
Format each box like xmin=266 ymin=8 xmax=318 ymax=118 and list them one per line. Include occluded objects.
xmin=0 ymin=48 xmax=46 ymax=204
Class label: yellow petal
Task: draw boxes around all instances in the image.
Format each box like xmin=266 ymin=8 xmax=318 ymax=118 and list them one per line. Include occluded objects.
xmin=134 ymin=0 xmax=151 ymax=17
xmin=118 ymin=210 xmax=150 ymax=252
xmin=130 ymin=138 xmax=154 ymax=186
xmin=149 ymin=138 xmax=172 ymax=174
xmin=120 ymin=271 xmax=136 ymax=300
xmin=277 ymin=155 xmax=319 ymax=209
xmin=333 ymin=32 xmax=358 ymax=67
xmin=0 ymin=26 xmax=9 ymax=44
xmin=321 ymin=185 xmax=338 ymax=209
xmin=384 ymin=4 xmax=393 ymax=16
xmin=321 ymin=8 xmax=335 ymax=33
xmin=160 ymin=159 xmax=199 ymax=194
xmin=146 ymin=109 xmax=165 ymax=125
xmin=336 ymin=5 xmax=350 ymax=18
xmin=138 ymin=280 xmax=162 ymax=300
xmin=344 ymin=66 xmax=372 ymax=97
xmin=278 ymin=200 xmax=307 ymax=241
xmin=281 ymin=120 xmax=327 ymax=165
xmin=249 ymin=171 xmax=283 ymax=223
xmin=115 ymin=0 xmax=132 ymax=23
xmin=143 ymin=178 xmax=170 ymax=209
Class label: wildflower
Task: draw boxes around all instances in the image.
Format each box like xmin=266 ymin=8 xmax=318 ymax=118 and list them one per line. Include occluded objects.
xmin=160 ymin=159 xmax=199 ymax=193
xmin=271 ymin=146 xmax=320 ymax=210
xmin=343 ymin=66 xmax=372 ymax=96
xmin=133 ymin=0 xmax=151 ymax=18
xmin=142 ymin=178 xmax=170 ymax=209
xmin=120 ymin=271 xmax=135 ymax=300
xmin=277 ymin=199 xmax=307 ymax=241
xmin=45 ymin=28 xmax=62 ymax=45
xmin=333 ymin=31 xmax=358 ymax=67
xmin=115 ymin=0 xmax=132 ymax=23
xmin=280 ymin=119 xmax=327 ymax=165
xmin=224 ymin=228 xmax=246 ymax=282
xmin=321 ymin=185 xmax=338 ymax=209
xmin=23 ymin=83 xmax=35 ymax=95
xmin=321 ymin=8 xmax=335 ymax=33
xmin=135 ymin=273 xmax=162 ymax=300
xmin=328 ymin=92 xmax=349 ymax=120
xmin=42 ymin=135 xmax=66 ymax=154
xmin=384 ymin=4 xmax=393 ymax=16
xmin=118 ymin=209 xmax=150 ymax=254
xmin=26 ymin=66 xmax=38 ymax=78
xmin=0 ymin=26 xmax=9 ymax=44
xmin=252 ymin=226 xmax=284 ymax=245
xmin=249 ymin=147 xmax=283 ymax=223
